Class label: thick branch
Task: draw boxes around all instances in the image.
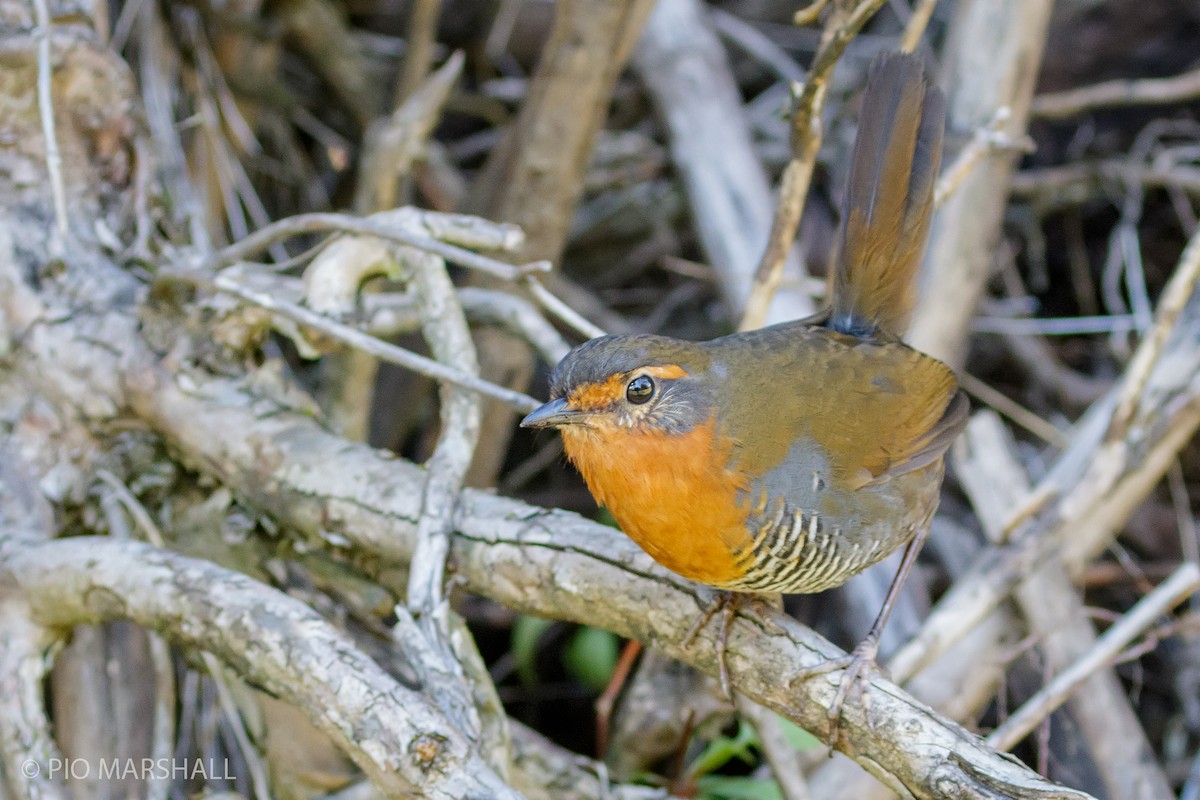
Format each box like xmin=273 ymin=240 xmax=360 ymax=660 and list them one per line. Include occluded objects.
xmin=2 ymin=537 xmax=519 ymax=800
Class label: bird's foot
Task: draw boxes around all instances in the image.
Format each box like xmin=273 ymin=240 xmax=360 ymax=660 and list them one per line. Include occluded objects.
xmin=791 ymin=634 xmax=885 ymax=747
xmin=683 ymin=592 xmax=782 ymax=700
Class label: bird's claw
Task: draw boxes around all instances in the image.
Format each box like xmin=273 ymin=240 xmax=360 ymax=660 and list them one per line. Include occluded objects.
xmin=792 ymin=635 xmax=885 ymax=747
xmin=682 ymin=592 xmax=781 ymax=701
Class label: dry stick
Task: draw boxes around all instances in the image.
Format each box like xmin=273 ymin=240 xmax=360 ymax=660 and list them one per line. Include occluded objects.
xmin=358 ymin=51 xmax=463 ymax=214
xmin=33 ymin=0 xmax=68 ymax=247
xmin=907 ymin=0 xmax=1056 ymax=369
xmin=205 ymin=212 xmax=550 ymax=281
xmin=933 ymin=108 xmax=1034 ymax=208
xmin=1171 ymin=460 xmax=1200 ymax=578
xmin=794 ymin=0 xmax=832 ymax=25
xmin=740 ymin=0 xmax=888 ymax=332
xmin=635 ymin=0 xmax=813 ymax=322
xmin=1108 ymin=227 xmax=1200 ymax=440
xmin=397 ymin=0 xmax=444 ymax=105
xmin=98 ymin=471 xmax=272 ymax=800
xmin=988 ymin=563 xmax=1200 ymax=750
xmin=1032 ymin=64 xmax=1200 ymax=120
xmin=0 ymin=454 xmax=69 ymax=800
xmin=524 ymin=276 xmax=607 ymax=340
xmin=397 ymin=244 xmax=500 ymax=767
xmin=953 ymin=413 xmax=1174 ymax=800
xmin=367 ymin=287 xmax=572 ymax=364
xmin=93 ymin=471 xmax=177 ymax=800
xmin=899 ymin=0 xmax=940 ymax=53
xmin=958 ymin=372 xmax=1067 ymax=447
xmin=6 ymin=538 xmax=522 ymax=800
xmin=210 ymin=269 xmax=541 ymax=412
xmin=466 ymin=0 xmax=655 ymax=264
xmin=1010 ymin=162 xmax=1200 ymax=206
xmin=234 ymin=267 xmax=573 ymax=364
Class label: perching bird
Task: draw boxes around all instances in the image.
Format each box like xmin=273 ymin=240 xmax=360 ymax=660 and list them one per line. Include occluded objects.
xmin=522 ymin=51 xmax=966 ymax=732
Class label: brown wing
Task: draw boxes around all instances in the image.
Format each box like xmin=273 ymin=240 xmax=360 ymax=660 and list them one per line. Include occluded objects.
xmin=713 ymin=328 xmax=964 ymax=493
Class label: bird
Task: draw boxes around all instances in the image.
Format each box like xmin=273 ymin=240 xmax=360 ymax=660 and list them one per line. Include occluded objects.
xmin=521 ymin=51 xmax=967 ymax=736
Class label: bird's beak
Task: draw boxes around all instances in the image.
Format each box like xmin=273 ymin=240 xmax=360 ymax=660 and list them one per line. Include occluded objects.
xmin=520 ymin=397 xmax=583 ymax=429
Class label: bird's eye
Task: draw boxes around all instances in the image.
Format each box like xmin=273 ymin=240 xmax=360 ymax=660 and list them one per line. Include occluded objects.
xmin=626 ymin=375 xmax=655 ymax=405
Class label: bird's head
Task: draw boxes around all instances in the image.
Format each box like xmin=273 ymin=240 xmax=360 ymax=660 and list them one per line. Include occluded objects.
xmin=520 ymin=334 xmax=714 ymax=436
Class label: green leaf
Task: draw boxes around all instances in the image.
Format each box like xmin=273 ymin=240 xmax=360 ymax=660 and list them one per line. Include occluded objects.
xmin=511 ymin=615 xmax=553 ymax=687
xmin=688 ymin=719 xmax=760 ymax=778
xmin=773 ymin=714 xmax=821 ymax=751
xmin=696 ymin=775 xmax=783 ymax=800
xmin=562 ymin=626 xmax=619 ymax=692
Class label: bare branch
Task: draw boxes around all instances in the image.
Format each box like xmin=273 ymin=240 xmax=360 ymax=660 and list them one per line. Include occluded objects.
xmin=635 ymin=0 xmax=814 ymax=324
xmin=989 ymin=564 xmax=1200 ymax=750
xmin=5 ymin=537 xmax=521 ymax=800
xmin=204 ymin=211 xmax=548 ymax=281
xmin=33 ymin=0 xmax=67 ymax=248
xmin=741 ymin=0 xmax=889 ymax=331
xmin=0 ymin=453 xmax=67 ymax=800
xmin=1032 ymin=64 xmax=1200 ymax=120
xmin=907 ymin=0 xmax=1056 ymax=369
xmin=207 ymin=266 xmax=541 ymax=413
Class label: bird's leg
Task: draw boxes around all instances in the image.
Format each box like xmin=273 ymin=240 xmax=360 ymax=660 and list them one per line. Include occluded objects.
xmin=683 ymin=591 xmax=783 ymax=699
xmin=792 ymin=523 xmax=931 ymax=745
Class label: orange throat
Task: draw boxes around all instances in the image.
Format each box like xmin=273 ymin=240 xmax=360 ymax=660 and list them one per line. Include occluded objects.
xmin=561 ymin=419 xmax=752 ymax=588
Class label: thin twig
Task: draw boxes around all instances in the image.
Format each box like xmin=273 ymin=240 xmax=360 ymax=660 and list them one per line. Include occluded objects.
xmin=33 ymin=0 xmax=68 ymax=248
xmin=398 ymin=244 xmax=492 ymax=753
xmin=934 ymin=108 xmax=1035 ymax=208
xmin=1170 ymin=461 xmax=1200 ymax=607
xmin=1032 ymin=64 xmax=1200 ymax=120
xmin=899 ymin=0 xmax=940 ymax=53
xmin=959 ymin=373 xmax=1068 ymax=447
xmin=1108 ymin=224 xmax=1200 ymax=440
xmin=207 ymin=212 xmax=550 ymax=281
xmin=710 ymin=7 xmax=805 ymax=83
xmin=210 ymin=269 xmax=541 ymax=412
xmin=794 ymin=0 xmax=832 ymax=25
xmin=397 ymin=0 xmax=444 ymax=104
xmin=973 ymin=314 xmax=1139 ymax=336
xmin=1010 ymin=162 xmax=1200 ymax=204
xmin=366 ymin=287 xmax=572 ymax=364
xmin=987 ymin=563 xmax=1200 ymax=750
xmin=360 ymin=51 xmax=463 ymax=213
xmin=741 ymin=0 xmax=888 ymax=331
xmin=525 ymin=276 xmax=607 ymax=340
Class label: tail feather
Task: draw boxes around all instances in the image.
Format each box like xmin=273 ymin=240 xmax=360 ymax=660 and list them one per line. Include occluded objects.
xmin=829 ymin=52 xmax=945 ymax=339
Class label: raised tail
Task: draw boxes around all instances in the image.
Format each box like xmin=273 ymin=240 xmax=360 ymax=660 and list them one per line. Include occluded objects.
xmin=829 ymin=52 xmax=944 ymax=339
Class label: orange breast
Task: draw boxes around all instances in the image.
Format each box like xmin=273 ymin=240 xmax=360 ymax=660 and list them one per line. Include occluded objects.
xmin=561 ymin=419 xmax=752 ymax=588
